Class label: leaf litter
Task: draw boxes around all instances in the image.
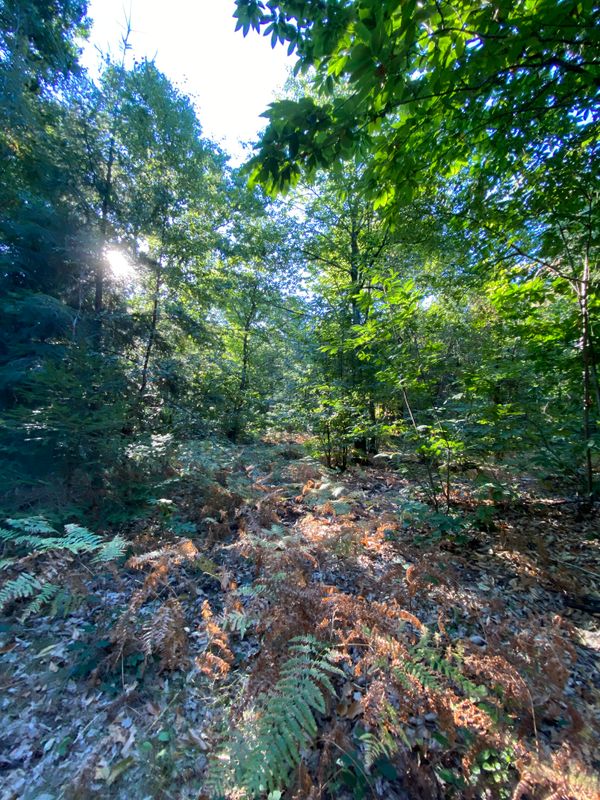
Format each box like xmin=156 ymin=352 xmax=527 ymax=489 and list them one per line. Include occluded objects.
xmin=0 ymin=439 xmax=598 ymax=799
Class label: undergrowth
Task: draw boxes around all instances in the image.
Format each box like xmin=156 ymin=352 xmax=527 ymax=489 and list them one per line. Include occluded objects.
xmin=1 ymin=440 xmax=597 ymax=800
xmin=193 ymin=452 xmax=598 ymax=800
xmin=206 ymin=636 xmax=343 ymax=799
xmin=0 ymin=516 xmax=127 ymax=619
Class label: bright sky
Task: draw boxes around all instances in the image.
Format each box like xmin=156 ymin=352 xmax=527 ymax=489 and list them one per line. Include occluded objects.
xmin=82 ymin=0 xmax=293 ymax=162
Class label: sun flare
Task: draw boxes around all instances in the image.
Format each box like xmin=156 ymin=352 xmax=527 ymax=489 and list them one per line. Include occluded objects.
xmin=106 ymin=248 xmax=134 ymax=280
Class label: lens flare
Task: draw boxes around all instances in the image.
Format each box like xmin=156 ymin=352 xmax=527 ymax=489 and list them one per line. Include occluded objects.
xmin=106 ymin=248 xmax=134 ymax=280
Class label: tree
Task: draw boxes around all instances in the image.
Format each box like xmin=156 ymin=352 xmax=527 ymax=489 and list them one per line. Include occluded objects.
xmin=0 ymin=0 xmax=88 ymax=129
xmin=235 ymin=0 xmax=598 ymax=198
xmin=207 ymin=187 xmax=306 ymax=441
xmin=236 ymin=0 xmax=599 ymax=499
xmin=0 ymin=30 xmax=233 ymax=507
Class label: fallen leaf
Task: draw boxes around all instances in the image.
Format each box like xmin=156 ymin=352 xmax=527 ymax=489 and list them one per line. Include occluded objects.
xmin=107 ymin=756 xmax=135 ymax=785
xmin=187 ymin=728 xmax=209 ymax=750
xmin=121 ymin=726 xmax=137 ymax=757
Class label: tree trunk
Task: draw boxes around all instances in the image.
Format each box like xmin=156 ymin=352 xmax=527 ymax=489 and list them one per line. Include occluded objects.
xmin=229 ymin=295 xmax=258 ymax=442
xmin=139 ymin=265 xmax=162 ymax=397
xmin=578 ymin=254 xmax=594 ymax=504
xmin=95 ymin=137 xmax=114 ymax=317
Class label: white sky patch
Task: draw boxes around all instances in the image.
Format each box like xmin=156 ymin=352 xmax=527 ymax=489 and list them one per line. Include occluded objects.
xmin=82 ymin=0 xmax=293 ymax=162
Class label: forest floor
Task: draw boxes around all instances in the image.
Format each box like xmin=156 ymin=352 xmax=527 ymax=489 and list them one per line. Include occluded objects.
xmin=1 ymin=438 xmax=599 ymax=800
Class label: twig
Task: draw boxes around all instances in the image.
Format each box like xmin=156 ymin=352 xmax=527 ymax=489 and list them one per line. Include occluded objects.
xmin=147 ymin=689 xmax=183 ymax=733
xmin=549 ymin=559 xmax=600 ymax=580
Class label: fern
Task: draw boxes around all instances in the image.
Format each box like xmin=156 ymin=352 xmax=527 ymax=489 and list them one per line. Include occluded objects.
xmin=0 ymin=572 xmax=44 ymax=612
xmin=93 ymin=534 xmax=127 ymax=563
xmin=223 ymin=609 xmax=254 ymax=639
xmin=0 ymin=517 xmax=127 ymax=619
xmin=401 ymin=659 xmax=444 ymax=692
xmin=50 ymin=587 xmax=81 ymax=618
xmin=360 ymin=728 xmax=398 ymax=770
xmin=427 ymin=652 xmax=488 ymax=700
xmin=409 ymin=631 xmax=489 ymax=701
xmin=236 ymin=583 xmax=267 ymax=598
xmin=5 ymin=517 xmax=57 ymax=533
xmin=141 ymin=598 xmax=187 ymax=670
xmin=20 ymin=582 xmax=59 ymax=620
xmin=62 ymin=524 xmax=103 ymax=552
xmin=0 ymin=575 xmax=81 ymax=620
xmin=207 ymin=636 xmax=343 ymax=799
xmin=0 ymin=519 xmax=101 ymax=554
xmin=126 ymin=539 xmax=198 ymax=569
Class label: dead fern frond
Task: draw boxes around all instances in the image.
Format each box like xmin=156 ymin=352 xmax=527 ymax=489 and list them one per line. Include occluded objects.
xmin=514 ymin=743 xmax=600 ymax=800
xmin=196 ymin=599 xmax=234 ymax=680
xmin=141 ymin=598 xmax=188 ymax=670
xmin=126 ymin=538 xmax=198 ymax=569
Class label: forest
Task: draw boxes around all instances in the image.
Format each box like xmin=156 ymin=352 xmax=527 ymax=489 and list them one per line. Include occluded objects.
xmin=0 ymin=1 xmax=598 ymax=798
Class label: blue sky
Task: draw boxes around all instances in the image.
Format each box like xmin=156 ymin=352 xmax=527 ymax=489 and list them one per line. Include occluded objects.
xmin=82 ymin=0 xmax=293 ymax=161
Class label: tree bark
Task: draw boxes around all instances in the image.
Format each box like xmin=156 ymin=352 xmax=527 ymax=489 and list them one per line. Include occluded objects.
xmin=95 ymin=137 xmax=114 ymax=317
xmin=229 ymin=292 xmax=258 ymax=441
xmin=578 ymin=254 xmax=594 ymax=504
xmin=139 ymin=264 xmax=162 ymax=397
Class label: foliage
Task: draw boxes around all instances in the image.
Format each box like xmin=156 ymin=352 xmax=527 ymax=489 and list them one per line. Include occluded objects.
xmin=237 ymin=0 xmax=599 ymax=500
xmin=0 ymin=16 xmax=307 ymax=511
xmin=235 ymin=0 xmax=598 ymax=200
xmin=207 ymin=636 xmax=343 ymax=799
xmin=0 ymin=7 xmax=599 ymax=800
xmin=0 ymin=516 xmax=126 ymax=618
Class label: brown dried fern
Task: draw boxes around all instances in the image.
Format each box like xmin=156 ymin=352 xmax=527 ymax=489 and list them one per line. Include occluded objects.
xmin=141 ymin=598 xmax=188 ymax=670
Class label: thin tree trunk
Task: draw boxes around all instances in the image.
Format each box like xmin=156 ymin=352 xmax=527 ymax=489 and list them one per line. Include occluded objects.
xmin=588 ymin=326 xmax=600 ymax=414
xmin=578 ymin=254 xmax=594 ymax=504
xmin=139 ymin=267 xmax=162 ymax=397
xmin=349 ymin=207 xmax=360 ymax=392
xmin=401 ymin=386 xmax=440 ymax=511
xmin=230 ymin=295 xmax=257 ymax=441
xmin=95 ymin=138 xmax=114 ymax=317
xmin=94 ymin=25 xmax=131 ymax=346
xmin=349 ymin=211 xmax=361 ymax=328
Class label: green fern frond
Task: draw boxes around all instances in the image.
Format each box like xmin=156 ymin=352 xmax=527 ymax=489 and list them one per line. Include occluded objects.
xmin=4 ymin=530 xmax=99 ymax=555
xmin=20 ymin=582 xmax=59 ymax=620
xmin=0 ymin=528 xmax=17 ymax=542
xmin=50 ymin=588 xmax=80 ymax=618
xmin=0 ymin=572 xmax=43 ymax=612
xmin=209 ymin=636 xmax=342 ymax=798
xmin=62 ymin=524 xmax=103 ymax=553
xmin=1 ymin=519 xmax=101 ymax=554
xmin=93 ymin=534 xmax=128 ymax=562
xmin=359 ymin=699 xmax=407 ymax=770
xmin=1 ymin=517 xmax=124 ymax=560
xmin=204 ymin=753 xmax=229 ymax=800
xmin=427 ymin=652 xmax=485 ymax=699
xmin=236 ymin=583 xmax=266 ymax=598
xmin=5 ymin=517 xmax=57 ymax=534
xmin=0 ymin=518 xmax=127 ymax=619
xmin=2 ymin=533 xmax=53 ymax=548
xmin=360 ymin=730 xmax=396 ymax=770
xmin=224 ymin=609 xmax=254 ymax=639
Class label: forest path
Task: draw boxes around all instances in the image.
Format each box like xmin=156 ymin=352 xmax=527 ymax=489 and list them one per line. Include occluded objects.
xmin=1 ymin=439 xmax=599 ymax=800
